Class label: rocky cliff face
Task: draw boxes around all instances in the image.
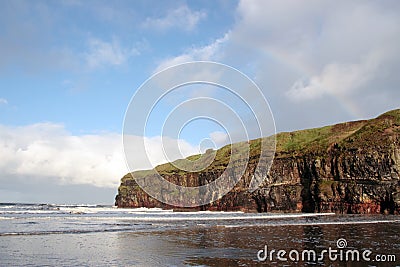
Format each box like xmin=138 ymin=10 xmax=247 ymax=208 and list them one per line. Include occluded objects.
xmin=115 ymin=109 xmax=400 ymax=214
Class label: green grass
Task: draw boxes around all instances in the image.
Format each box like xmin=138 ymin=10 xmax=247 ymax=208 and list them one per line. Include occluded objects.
xmin=123 ymin=109 xmax=400 ymax=181
xmin=276 ymin=125 xmax=333 ymax=153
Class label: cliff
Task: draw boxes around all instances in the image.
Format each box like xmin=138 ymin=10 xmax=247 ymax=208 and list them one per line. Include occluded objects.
xmin=115 ymin=109 xmax=400 ymax=214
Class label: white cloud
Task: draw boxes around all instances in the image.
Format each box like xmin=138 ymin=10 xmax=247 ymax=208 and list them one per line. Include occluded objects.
xmin=123 ymin=134 xmax=199 ymax=171
xmin=84 ymin=38 xmax=139 ymax=69
xmin=210 ymin=131 xmax=229 ymax=147
xmin=154 ymin=33 xmax=229 ymax=72
xmin=0 ymin=123 xmax=125 ymax=188
xmin=144 ymin=136 xmax=199 ymax=167
xmin=0 ymin=123 xmax=199 ymax=189
xmin=286 ymin=53 xmax=381 ymax=101
xmin=200 ymin=0 xmax=400 ymax=127
xmin=0 ymin=98 xmax=8 ymax=105
xmin=142 ymin=5 xmax=206 ymax=31
xmin=232 ymin=0 xmax=400 ymax=102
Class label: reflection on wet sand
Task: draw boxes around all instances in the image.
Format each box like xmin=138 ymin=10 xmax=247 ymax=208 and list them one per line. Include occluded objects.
xmin=117 ymin=223 xmax=399 ymax=266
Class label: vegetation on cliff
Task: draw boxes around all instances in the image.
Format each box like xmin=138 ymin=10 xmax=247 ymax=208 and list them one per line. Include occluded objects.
xmin=116 ymin=109 xmax=400 ymax=214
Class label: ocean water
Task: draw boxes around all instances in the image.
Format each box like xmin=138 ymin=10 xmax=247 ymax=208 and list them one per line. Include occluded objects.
xmin=0 ymin=203 xmax=399 ymax=266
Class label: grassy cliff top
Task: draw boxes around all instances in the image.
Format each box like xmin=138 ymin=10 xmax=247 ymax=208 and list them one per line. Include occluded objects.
xmin=276 ymin=108 xmax=400 ymax=154
xmin=124 ymin=109 xmax=400 ymax=180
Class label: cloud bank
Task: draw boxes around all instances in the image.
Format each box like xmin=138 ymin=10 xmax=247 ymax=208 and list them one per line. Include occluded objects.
xmin=0 ymin=123 xmax=198 ymax=189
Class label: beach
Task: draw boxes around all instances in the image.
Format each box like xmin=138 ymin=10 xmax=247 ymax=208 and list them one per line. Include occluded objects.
xmin=0 ymin=204 xmax=399 ymax=266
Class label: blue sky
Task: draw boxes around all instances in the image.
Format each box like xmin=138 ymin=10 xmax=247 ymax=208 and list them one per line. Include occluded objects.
xmin=0 ymin=0 xmax=236 ymax=134
xmin=1 ymin=0 xmax=399 ymax=204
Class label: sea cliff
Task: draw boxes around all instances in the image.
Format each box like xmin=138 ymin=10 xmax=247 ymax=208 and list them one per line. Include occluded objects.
xmin=115 ymin=109 xmax=400 ymax=214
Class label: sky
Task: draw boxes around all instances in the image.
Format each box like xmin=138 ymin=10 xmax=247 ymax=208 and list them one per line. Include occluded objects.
xmin=0 ymin=0 xmax=399 ymax=204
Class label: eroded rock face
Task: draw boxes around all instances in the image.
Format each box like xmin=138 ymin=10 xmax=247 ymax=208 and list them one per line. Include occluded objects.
xmin=115 ymin=110 xmax=400 ymax=214
xmin=251 ymin=149 xmax=400 ymax=214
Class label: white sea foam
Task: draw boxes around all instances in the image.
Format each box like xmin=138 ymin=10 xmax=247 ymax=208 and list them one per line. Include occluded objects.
xmin=170 ymin=210 xmax=244 ymax=215
xmin=127 ymin=207 xmax=174 ymax=213
xmin=0 ymin=206 xmax=15 ymax=209
xmin=0 ymin=210 xmax=61 ymax=214
xmin=55 ymin=206 xmax=174 ymax=214
xmin=76 ymin=213 xmax=335 ymax=222
xmin=0 ymin=216 xmax=14 ymax=220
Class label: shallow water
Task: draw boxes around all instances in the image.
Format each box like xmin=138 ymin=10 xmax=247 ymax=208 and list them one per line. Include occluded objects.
xmin=0 ymin=203 xmax=399 ymax=266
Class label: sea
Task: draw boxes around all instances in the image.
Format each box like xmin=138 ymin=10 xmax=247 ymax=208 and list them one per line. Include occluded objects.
xmin=0 ymin=203 xmax=399 ymax=266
